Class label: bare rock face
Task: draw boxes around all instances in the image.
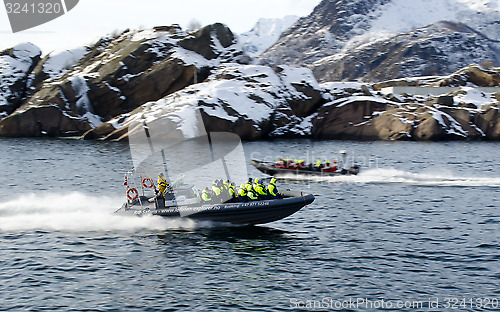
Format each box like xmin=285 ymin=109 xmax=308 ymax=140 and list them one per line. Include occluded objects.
xmin=311 ymin=98 xmax=399 ymax=140
xmin=435 ymin=64 xmax=500 ymax=87
xmin=371 ymin=109 xmax=416 ymax=140
xmin=476 ymin=106 xmax=500 ymax=140
xmin=411 ymin=114 xmax=442 ymax=140
xmin=179 ymin=23 xmax=236 ymax=60
xmin=0 ymin=105 xmax=90 ymax=137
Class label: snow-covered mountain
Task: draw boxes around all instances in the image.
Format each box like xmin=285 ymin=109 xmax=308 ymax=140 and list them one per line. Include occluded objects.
xmin=314 ymin=21 xmax=500 ymax=82
xmin=238 ymin=15 xmax=299 ymax=58
xmin=260 ymin=0 xmax=500 ymax=81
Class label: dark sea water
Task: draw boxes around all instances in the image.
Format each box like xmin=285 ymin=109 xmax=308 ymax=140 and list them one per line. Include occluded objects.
xmin=1 ymin=138 xmax=499 ymax=311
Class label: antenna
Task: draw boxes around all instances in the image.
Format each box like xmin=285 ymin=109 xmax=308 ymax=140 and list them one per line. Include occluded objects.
xmin=339 ymin=150 xmax=347 ymax=169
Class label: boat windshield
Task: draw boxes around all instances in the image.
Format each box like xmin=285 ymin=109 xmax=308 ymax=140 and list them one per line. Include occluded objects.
xmin=126 ymin=105 xmax=248 ymax=203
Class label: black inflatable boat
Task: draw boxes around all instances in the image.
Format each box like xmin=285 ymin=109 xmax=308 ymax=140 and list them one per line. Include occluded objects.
xmin=116 ymin=186 xmax=314 ymax=225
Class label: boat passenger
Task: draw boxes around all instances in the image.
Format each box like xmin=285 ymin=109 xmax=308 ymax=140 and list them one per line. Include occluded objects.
xmin=252 ymin=178 xmax=259 ymax=189
xmin=268 ymin=178 xmax=279 ymax=199
xmin=254 ymin=178 xmax=269 ymax=200
xmin=251 ymin=178 xmax=260 ymax=193
xmin=229 ymin=182 xmax=236 ymax=201
xmin=330 ymin=160 xmax=338 ymax=172
xmin=212 ymin=180 xmax=222 ymax=203
xmin=296 ymin=159 xmax=305 ymax=169
xmin=322 ymin=160 xmax=331 ymax=173
xmin=238 ymin=184 xmax=248 ymax=202
xmin=222 ymin=179 xmax=231 ymax=201
xmin=157 ymin=173 xmax=169 ymax=197
xmin=276 ymin=158 xmax=285 ymax=168
xmin=314 ymin=159 xmax=323 ymax=171
xmin=150 ymin=173 xmax=169 ymax=206
xmin=246 ymin=183 xmax=258 ymax=201
xmin=245 ymin=178 xmax=254 ymax=191
xmin=201 ymin=187 xmax=212 ymax=204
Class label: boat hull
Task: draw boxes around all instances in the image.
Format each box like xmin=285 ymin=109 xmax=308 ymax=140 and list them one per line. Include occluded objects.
xmin=116 ymin=191 xmax=314 ymax=225
xmin=250 ymin=159 xmax=359 ymax=177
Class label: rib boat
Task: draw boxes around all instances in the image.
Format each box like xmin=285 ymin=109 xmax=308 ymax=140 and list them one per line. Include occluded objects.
xmin=117 ymin=111 xmax=314 ymax=225
xmin=116 ymin=185 xmax=314 ymax=225
xmin=251 ymin=159 xmax=360 ymax=177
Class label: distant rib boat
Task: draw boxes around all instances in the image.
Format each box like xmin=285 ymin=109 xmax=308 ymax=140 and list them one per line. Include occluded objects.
xmin=250 ymin=159 xmax=360 ymax=177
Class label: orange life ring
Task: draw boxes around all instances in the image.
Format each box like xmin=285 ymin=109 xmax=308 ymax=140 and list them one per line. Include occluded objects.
xmin=142 ymin=178 xmax=154 ymax=188
xmin=127 ymin=188 xmax=139 ymax=200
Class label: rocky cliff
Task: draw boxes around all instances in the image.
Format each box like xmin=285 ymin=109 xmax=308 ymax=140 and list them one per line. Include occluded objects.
xmin=313 ymin=81 xmax=500 ymax=141
xmin=86 ymin=64 xmax=500 ymax=142
xmin=83 ymin=64 xmax=323 ymax=141
xmin=0 ymin=23 xmax=247 ymax=137
xmin=0 ymin=23 xmax=498 ymax=142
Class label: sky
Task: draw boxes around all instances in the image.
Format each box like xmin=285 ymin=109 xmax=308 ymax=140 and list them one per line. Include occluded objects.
xmin=0 ymin=0 xmax=321 ymax=55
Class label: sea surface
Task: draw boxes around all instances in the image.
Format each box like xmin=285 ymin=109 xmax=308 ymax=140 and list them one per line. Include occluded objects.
xmin=0 ymin=138 xmax=499 ymax=311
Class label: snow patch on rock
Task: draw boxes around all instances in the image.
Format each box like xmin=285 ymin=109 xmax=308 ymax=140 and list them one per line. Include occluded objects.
xmin=0 ymin=43 xmax=41 ymax=110
xmin=43 ymin=47 xmax=88 ymax=80
xmin=69 ymin=76 xmax=102 ymax=128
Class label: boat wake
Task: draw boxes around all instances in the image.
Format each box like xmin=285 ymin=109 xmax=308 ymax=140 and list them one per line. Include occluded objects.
xmin=0 ymin=192 xmax=215 ymax=233
xmin=277 ymin=168 xmax=500 ymax=187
